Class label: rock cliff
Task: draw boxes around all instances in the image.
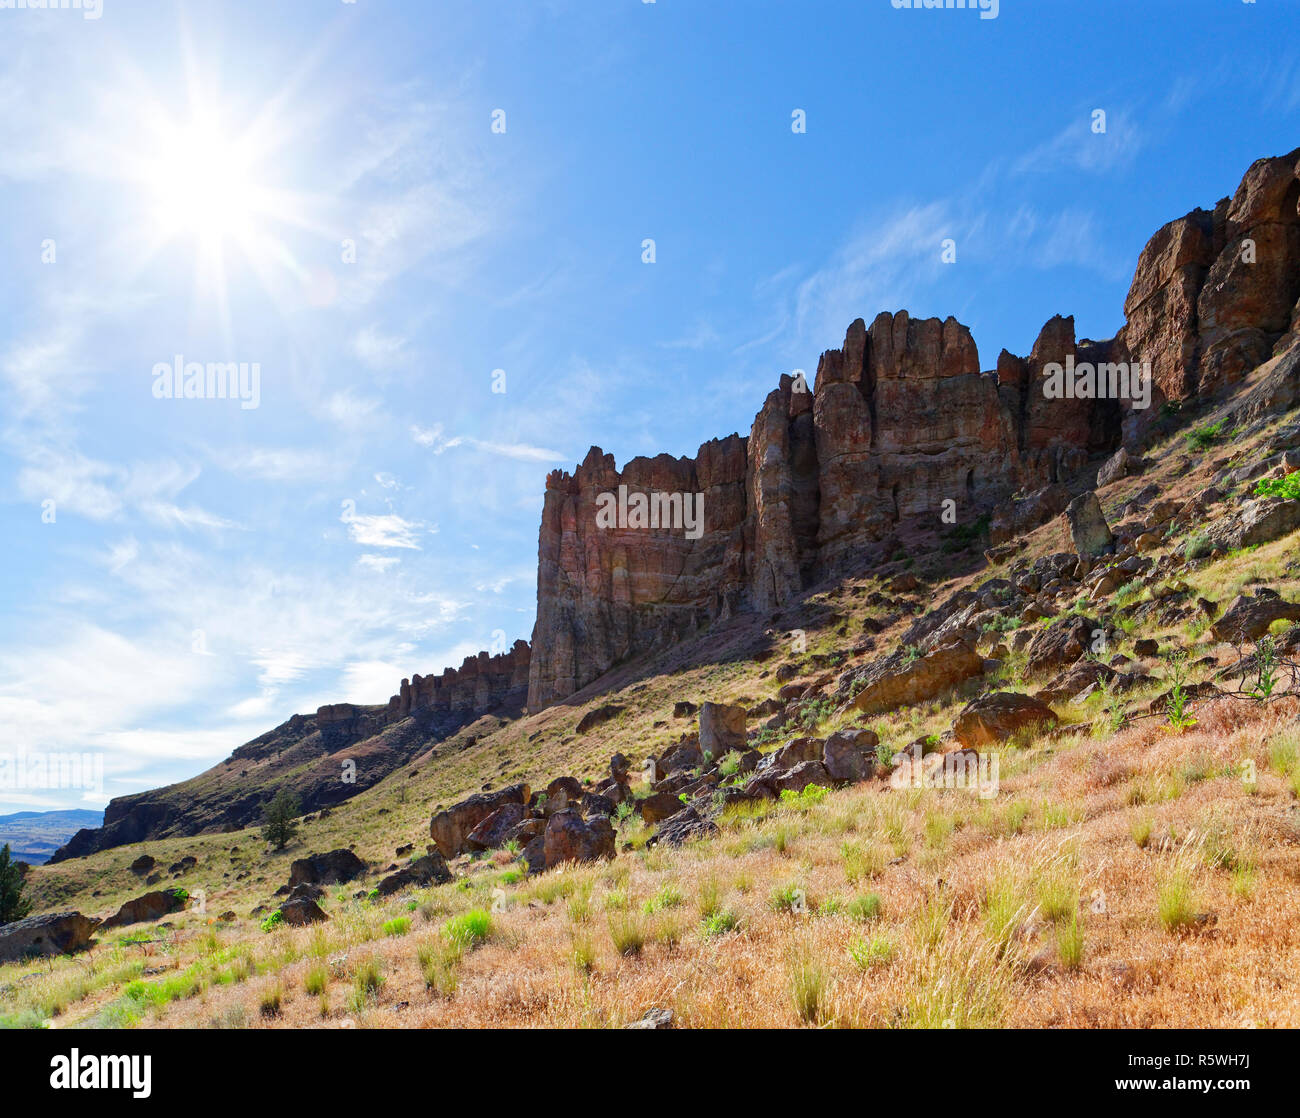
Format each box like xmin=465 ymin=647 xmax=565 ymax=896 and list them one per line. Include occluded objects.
xmin=527 ymin=146 xmax=1300 ymax=709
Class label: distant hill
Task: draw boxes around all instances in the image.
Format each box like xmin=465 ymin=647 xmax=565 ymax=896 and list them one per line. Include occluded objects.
xmin=0 ymin=809 xmax=104 ymax=865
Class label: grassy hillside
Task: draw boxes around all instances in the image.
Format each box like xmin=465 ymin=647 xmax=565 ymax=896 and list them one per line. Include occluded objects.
xmin=5 ymin=387 xmax=1300 ymax=1029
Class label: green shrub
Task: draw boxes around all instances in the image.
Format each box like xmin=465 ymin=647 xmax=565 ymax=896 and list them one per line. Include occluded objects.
xmin=443 ymin=909 xmax=492 ymax=948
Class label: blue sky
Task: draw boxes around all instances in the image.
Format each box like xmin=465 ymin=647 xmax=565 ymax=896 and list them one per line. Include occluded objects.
xmin=1 ymin=0 xmax=1298 ymax=813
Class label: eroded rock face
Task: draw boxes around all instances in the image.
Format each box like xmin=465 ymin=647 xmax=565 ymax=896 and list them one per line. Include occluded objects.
xmin=522 ymin=149 xmax=1300 ymax=713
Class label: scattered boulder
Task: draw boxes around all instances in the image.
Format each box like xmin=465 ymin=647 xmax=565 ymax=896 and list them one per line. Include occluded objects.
xmin=543 ymin=810 xmax=615 ymax=868
xmin=375 ymin=853 xmax=453 ymax=896
xmin=1035 ymin=660 xmax=1116 ymax=704
xmin=129 ymin=854 xmax=156 ymax=876
xmin=1065 ymin=491 xmax=1114 ymax=556
xmin=576 ymin=704 xmax=624 ymax=734
xmin=698 ymin=702 xmax=746 ymax=760
xmin=1097 ymin=447 xmax=1146 ymax=487
xmin=288 ymin=848 xmax=366 ymax=888
xmin=1025 ymin=615 xmax=1101 ymax=676
xmin=100 ymin=889 xmax=189 ymax=930
xmin=845 ymin=640 xmax=984 ymax=716
xmin=822 ymin=728 xmax=878 ymax=782
xmin=279 ymin=897 xmax=328 ymax=926
xmin=430 ymin=783 xmax=530 ymax=859
xmin=672 ymin=701 xmax=698 ymax=718
xmin=1205 ymin=497 xmax=1300 ymax=552
xmin=771 ymin=760 xmax=831 ymax=796
xmin=1134 ymin=638 xmax=1160 ymax=657
xmin=0 ymin=911 xmax=100 ymax=963
xmin=1210 ymin=592 xmax=1300 ymax=645
xmin=953 ymin=692 xmax=1059 ymax=748
xmin=647 ymin=807 xmax=718 ymax=847
xmin=640 ymin=792 xmax=686 ymax=824
xmin=465 ymin=804 xmax=529 ymax=851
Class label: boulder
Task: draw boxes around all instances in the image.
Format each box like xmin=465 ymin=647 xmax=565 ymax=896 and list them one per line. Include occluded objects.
xmin=465 ymin=803 xmax=529 ymax=851
xmin=100 ymin=889 xmax=189 ymax=930
xmin=1035 ymin=660 xmax=1116 ymax=704
xmin=1025 ymin=615 xmax=1101 ymax=676
xmin=430 ymin=783 xmax=530 ymax=859
xmin=771 ymin=760 xmax=831 ymax=796
xmin=846 ymin=640 xmax=984 ymax=716
xmin=1205 ymin=498 xmax=1300 ymax=552
xmin=822 ymin=728 xmax=879 ymax=783
xmin=576 ymin=704 xmax=624 ymax=734
xmin=698 ymin=702 xmax=746 ymax=760
xmin=1211 ymin=592 xmax=1300 ymax=645
xmin=647 ymin=807 xmax=718 ymax=847
xmin=1065 ymin=491 xmax=1114 ymax=556
xmin=279 ymin=897 xmax=328 ymax=926
xmin=129 ymin=854 xmax=156 ymax=876
xmin=952 ymin=692 xmax=1059 ymax=748
xmin=375 ymin=853 xmax=453 ymax=896
xmin=0 ymin=911 xmax=100 ymax=963
xmin=757 ymin=736 xmax=823 ymax=773
xmin=288 ymin=848 xmax=367 ymax=887
xmin=640 ymin=792 xmax=686 ymax=825
xmin=542 ymin=810 xmax=615 ymax=868
xmin=1097 ymin=447 xmax=1145 ymax=488
xmin=541 ymin=776 xmax=584 ymax=814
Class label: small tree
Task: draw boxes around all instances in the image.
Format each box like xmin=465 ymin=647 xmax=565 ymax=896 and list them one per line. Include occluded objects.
xmin=261 ymin=788 xmax=301 ymax=851
xmin=0 ymin=843 xmax=32 ymax=925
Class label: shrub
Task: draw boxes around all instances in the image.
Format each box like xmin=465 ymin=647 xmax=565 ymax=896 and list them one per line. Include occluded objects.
xmin=382 ymin=916 xmax=412 ymax=938
xmin=1254 ymin=470 xmax=1300 ymax=501
xmin=608 ymin=912 xmax=646 ymax=956
xmin=847 ymin=893 xmax=883 ymax=923
xmin=258 ymin=983 xmax=283 ymax=1019
xmin=1185 ymin=420 xmax=1225 ymax=451
xmin=443 ymin=909 xmax=492 ymax=949
xmin=787 ymin=947 xmax=829 ymax=1024
xmin=259 ymin=910 xmax=284 ymax=933
xmin=303 ymin=963 xmax=329 ymax=997
xmin=1158 ymin=870 xmax=1199 ymax=933
xmin=702 ymin=909 xmax=740 ymax=936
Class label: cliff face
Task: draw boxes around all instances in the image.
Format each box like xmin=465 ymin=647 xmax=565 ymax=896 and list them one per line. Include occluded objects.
xmin=527 ymin=146 xmax=1300 ymax=710
xmin=51 ymin=644 xmax=531 ymax=861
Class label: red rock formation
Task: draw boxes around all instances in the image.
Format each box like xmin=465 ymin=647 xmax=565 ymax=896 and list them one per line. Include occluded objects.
xmin=527 ymin=147 xmax=1300 ymax=711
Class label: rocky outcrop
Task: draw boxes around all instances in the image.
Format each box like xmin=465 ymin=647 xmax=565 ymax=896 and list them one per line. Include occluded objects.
xmin=52 ymin=642 xmax=533 ymax=863
xmin=527 ymin=148 xmax=1300 ymax=709
xmin=0 ymin=911 xmax=100 ymax=962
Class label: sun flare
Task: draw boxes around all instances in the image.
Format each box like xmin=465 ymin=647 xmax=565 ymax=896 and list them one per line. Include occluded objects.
xmin=146 ymin=114 xmax=264 ymax=244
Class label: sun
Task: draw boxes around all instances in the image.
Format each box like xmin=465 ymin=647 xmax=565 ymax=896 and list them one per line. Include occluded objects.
xmin=146 ymin=114 xmax=265 ymax=245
